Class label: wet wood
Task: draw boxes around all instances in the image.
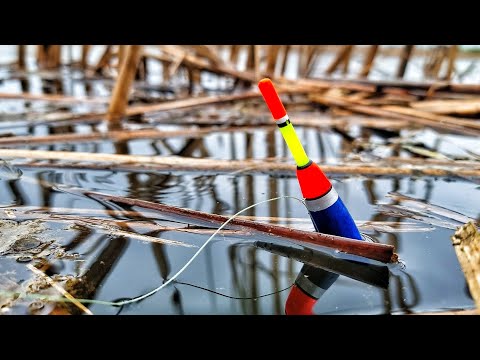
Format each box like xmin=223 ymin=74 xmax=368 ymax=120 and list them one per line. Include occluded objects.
xmin=451 ymin=222 xmax=480 ymax=308
xmin=86 ymin=191 xmax=397 ymax=263
xmin=409 ymin=98 xmax=480 ymax=115
xmin=359 ymin=45 xmax=379 ymax=78
xmin=107 ymin=45 xmax=142 ymax=122
xmin=396 ymin=45 xmax=414 ymax=79
xmin=5 ymin=149 xmax=480 ymax=178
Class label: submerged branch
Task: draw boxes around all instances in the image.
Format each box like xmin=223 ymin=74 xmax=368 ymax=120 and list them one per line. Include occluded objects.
xmin=85 ymin=190 xmax=396 ymax=263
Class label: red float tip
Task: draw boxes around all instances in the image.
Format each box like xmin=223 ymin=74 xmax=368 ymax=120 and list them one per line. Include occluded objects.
xmin=258 ymin=78 xmax=287 ymax=120
xmin=285 ymin=284 xmax=316 ymax=315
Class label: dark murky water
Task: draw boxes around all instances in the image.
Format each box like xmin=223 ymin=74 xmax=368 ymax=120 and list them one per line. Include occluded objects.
xmin=0 ymin=47 xmax=479 ymax=314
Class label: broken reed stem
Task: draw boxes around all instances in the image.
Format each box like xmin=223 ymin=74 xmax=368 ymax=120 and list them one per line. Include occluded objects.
xmin=26 ymin=264 xmax=94 ymax=315
xmin=310 ymin=93 xmax=480 ymax=136
xmin=0 ymin=92 xmax=108 ymax=104
xmin=86 ymin=191 xmax=396 ymax=263
xmin=0 ymin=116 xmax=409 ymax=146
xmin=451 ymin=222 xmax=480 ymax=309
xmin=107 ymin=45 xmax=142 ymax=123
xmin=0 ymin=126 xmax=271 ymax=146
xmin=3 ymin=149 xmax=480 ymax=178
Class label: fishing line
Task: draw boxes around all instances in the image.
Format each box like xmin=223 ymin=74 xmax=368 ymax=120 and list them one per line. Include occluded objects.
xmin=2 ymin=195 xmax=307 ymax=309
xmin=174 ymin=281 xmax=293 ymax=300
xmin=112 ymin=195 xmax=306 ymax=307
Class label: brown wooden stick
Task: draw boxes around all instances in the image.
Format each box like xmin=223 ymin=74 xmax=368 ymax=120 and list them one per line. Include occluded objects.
xmin=5 ymin=149 xmax=480 ymax=178
xmin=451 ymin=222 xmax=480 ymax=309
xmin=341 ymin=45 xmax=353 ymax=74
xmin=396 ymin=45 xmax=414 ymax=79
xmin=86 ymin=191 xmax=396 ymax=263
xmin=17 ymin=45 xmax=26 ymax=70
xmin=359 ymin=45 xmax=379 ymax=77
xmin=107 ymin=45 xmax=142 ymax=122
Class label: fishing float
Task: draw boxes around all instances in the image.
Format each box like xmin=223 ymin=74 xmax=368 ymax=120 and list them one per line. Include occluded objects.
xmin=258 ymin=78 xmax=364 ymax=315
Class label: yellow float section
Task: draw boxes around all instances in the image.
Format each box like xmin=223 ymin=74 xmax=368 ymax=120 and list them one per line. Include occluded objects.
xmin=278 ymin=119 xmax=310 ymax=167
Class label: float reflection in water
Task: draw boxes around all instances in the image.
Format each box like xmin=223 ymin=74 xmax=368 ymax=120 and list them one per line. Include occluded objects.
xmin=255 ymin=240 xmax=389 ymax=314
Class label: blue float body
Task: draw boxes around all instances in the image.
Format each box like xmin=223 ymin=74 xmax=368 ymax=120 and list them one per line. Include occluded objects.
xmin=308 ymin=196 xmax=363 ymax=241
xmin=295 ymin=195 xmax=365 ymax=298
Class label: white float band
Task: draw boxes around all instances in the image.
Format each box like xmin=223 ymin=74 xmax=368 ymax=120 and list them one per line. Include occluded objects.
xmin=305 ymin=187 xmax=339 ymax=212
xmin=275 ymin=114 xmax=289 ymax=125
